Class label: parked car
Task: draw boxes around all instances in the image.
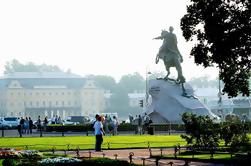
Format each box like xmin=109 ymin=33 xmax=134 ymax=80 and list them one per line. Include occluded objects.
xmin=0 ymin=119 xmax=12 ymax=129
xmin=2 ymin=117 xmax=19 ymax=128
xmin=33 ymin=119 xmax=51 ymax=128
xmin=63 ymin=116 xmax=91 ymax=125
xmin=62 ymin=120 xmax=79 ymax=125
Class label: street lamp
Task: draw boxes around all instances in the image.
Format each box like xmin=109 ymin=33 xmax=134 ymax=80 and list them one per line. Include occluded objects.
xmin=145 ymin=67 xmax=152 ymax=105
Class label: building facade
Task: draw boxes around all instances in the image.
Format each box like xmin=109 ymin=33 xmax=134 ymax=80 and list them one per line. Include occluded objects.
xmin=0 ymin=72 xmax=106 ymax=119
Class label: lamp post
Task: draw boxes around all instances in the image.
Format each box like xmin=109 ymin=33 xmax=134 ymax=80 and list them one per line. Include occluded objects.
xmin=145 ymin=67 xmax=151 ymax=106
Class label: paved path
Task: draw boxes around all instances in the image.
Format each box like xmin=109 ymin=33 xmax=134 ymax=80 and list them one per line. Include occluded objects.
xmin=66 ymin=148 xmax=225 ymax=166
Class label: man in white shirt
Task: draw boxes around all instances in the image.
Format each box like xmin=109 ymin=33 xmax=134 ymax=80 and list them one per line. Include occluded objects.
xmin=93 ymin=115 xmax=105 ymax=151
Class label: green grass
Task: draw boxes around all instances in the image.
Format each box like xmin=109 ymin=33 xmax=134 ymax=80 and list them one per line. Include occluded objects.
xmin=177 ymin=153 xmax=233 ymax=160
xmin=1 ymin=134 xmax=251 ymax=151
xmin=0 ymin=135 xmax=185 ymax=150
xmin=0 ymin=159 xmax=3 ymax=166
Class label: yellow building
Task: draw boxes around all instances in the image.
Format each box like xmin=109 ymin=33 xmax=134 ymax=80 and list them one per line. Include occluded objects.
xmin=0 ymin=72 xmax=106 ymax=119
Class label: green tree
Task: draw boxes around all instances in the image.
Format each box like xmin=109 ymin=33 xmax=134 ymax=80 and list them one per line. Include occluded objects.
xmin=105 ymin=88 xmax=130 ymax=118
xmin=181 ymin=113 xmax=220 ymax=150
xmin=220 ymin=121 xmax=249 ymax=150
xmin=118 ymin=72 xmax=145 ymax=93
xmin=104 ymin=72 xmax=146 ymax=118
xmin=181 ymin=0 xmax=251 ymax=97
xmin=188 ymin=76 xmax=219 ymax=88
xmin=86 ymin=75 xmax=117 ymax=93
xmin=4 ymin=59 xmax=63 ymax=74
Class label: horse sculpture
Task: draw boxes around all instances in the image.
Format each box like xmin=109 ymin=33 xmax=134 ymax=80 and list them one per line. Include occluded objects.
xmin=154 ymin=27 xmax=185 ymax=84
xmin=154 ymin=26 xmax=191 ymax=97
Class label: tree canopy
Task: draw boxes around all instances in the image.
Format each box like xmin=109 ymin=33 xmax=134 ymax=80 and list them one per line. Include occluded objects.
xmin=181 ymin=0 xmax=251 ymax=97
xmin=86 ymin=75 xmax=117 ymax=93
xmin=118 ymin=72 xmax=145 ymax=93
xmin=4 ymin=59 xmax=63 ymax=74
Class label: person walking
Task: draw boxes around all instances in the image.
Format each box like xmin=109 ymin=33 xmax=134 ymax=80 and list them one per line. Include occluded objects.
xmin=37 ymin=115 xmax=41 ymax=132
xmin=57 ymin=116 xmax=62 ymax=124
xmin=51 ymin=115 xmax=56 ymax=124
xmin=28 ymin=117 xmax=33 ymax=134
xmin=93 ymin=115 xmax=105 ymax=152
xmin=55 ymin=115 xmax=58 ymax=124
xmin=112 ymin=116 xmax=119 ymax=136
xmin=44 ymin=116 xmax=48 ymax=131
xmin=104 ymin=115 xmax=110 ymax=134
xmin=143 ymin=113 xmax=151 ymax=134
xmin=138 ymin=115 xmax=142 ymax=135
xmin=24 ymin=117 xmax=29 ymax=134
xmin=19 ymin=117 xmax=25 ymax=134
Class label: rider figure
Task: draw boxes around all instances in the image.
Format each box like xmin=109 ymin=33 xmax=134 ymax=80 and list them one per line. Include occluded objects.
xmin=154 ymin=26 xmax=185 ymax=83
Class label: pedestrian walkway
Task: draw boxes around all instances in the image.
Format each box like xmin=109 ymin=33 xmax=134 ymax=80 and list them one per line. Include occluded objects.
xmin=76 ymin=148 xmax=225 ymax=166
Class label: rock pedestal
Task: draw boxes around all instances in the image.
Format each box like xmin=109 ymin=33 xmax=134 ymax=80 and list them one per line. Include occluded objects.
xmin=145 ymin=79 xmax=217 ymax=123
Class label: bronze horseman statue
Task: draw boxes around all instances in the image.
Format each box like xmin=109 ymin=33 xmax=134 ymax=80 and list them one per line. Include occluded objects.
xmin=153 ymin=26 xmax=185 ymax=84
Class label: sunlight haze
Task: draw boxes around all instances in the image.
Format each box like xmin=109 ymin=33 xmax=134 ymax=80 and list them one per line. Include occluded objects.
xmin=0 ymin=0 xmax=218 ymax=81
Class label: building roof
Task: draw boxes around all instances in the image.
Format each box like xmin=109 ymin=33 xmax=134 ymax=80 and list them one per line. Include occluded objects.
xmin=0 ymin=72 xmax=86 ymax=89
xmin=0 ymin=72 xmax=82 ymax=79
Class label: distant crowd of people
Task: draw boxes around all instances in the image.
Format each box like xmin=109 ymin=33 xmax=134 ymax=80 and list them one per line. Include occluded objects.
xmin=17 ymin=115 xmax=62 ymax=136
xmin=130 ymin=113 xmax=152 ymax=135
xmin=18 ymin=117 xmax=33 ymax=135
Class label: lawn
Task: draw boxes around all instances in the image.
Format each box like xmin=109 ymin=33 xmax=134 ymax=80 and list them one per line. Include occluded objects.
xmin=176 ymin=153 xmax=233 ymax=160
xmin=0 ymin=135 xmax=185 ymax=151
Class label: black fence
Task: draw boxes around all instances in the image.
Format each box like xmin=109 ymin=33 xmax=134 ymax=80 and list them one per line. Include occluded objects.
xmin=1 ymin=122 xmax=251 ymax=138
xmin=0 ymin=123 xmax=186 ymax=137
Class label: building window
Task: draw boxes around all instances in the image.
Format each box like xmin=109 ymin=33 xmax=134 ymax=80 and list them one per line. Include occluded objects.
xmin=36 ymin=92 xmax=39 ymax=96
xmin=49 ymin=101 xmax=52 ymax=107
xmin=68 ymin=101 xmax=71 ymax=106
xmin=62 ymin=92 xmax=64 ymax=95
xmin=43 ymin=101 xmax=46 ymax=106
xmin=68 ymin=92 xmax=71 ymax=95
xmin=36 ymin=101 xmax=39 ymax=107
xmin=43 ymin=92 xmax=46 ymax=95
xmin=62 ymin=101 xmax=64 ymax=106
xmin=55 ymin=101 xmax=58 ymax=106
xmin=30 ymin=101 xmax=32 ymax=106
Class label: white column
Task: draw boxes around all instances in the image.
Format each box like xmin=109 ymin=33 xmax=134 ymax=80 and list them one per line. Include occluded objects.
xmin=51 ymin=110 xmax=54 ymax=118
xmin=63 ymin=110 xmax=65 ymax=119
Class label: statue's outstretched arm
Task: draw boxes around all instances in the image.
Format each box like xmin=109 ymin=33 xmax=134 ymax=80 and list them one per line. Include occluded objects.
xmin=153 ymin=36 xmax=163 ymax=40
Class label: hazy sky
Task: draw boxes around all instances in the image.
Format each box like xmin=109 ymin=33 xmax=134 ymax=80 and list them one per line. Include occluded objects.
xmin=0 ymin=0 xmax=218 ymax=81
